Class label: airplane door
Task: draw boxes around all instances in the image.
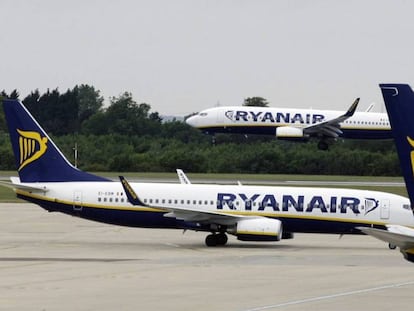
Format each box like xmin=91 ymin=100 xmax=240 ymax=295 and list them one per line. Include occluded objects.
xmin=380 ymin=199 xmax=390 ymax=219
xmin=217 ymin=108 xmax=224 ymax=124
xmin=73 ymin=191 xmax=83 ymax=211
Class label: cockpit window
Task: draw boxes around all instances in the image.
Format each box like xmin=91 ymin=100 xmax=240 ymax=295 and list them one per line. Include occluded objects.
xmin=403 ymin=204 xmax=411 ymax=210
xmin=199 ymin=112 xmax=208 ymax=116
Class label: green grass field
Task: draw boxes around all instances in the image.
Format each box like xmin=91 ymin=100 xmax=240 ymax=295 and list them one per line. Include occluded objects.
xmin=0 ymin=171 xmax=407 ymax=203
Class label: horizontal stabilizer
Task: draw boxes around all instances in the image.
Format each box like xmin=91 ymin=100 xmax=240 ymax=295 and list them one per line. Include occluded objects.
xmin=358 ymin=225 xmax=414 ymax=250
xmin=0 ymin=177 xmax=49 ymax=192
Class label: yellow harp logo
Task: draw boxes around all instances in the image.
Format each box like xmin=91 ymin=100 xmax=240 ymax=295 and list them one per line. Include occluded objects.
xmin=407 ymin=136 xmax=414 ymax=177
xmin=17 ymin=129 xmax=48 ymax=171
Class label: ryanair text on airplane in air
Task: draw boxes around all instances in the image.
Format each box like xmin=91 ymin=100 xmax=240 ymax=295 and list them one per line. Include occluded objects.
xmin=0 ymin=90 xmax=413 ymax=258
xmin=186 ymin=99 xmax=392 ymax=150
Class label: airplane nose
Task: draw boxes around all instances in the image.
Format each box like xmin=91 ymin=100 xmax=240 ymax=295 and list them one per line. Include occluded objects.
xmin=186 ymin=115 xmax=198 ymax=127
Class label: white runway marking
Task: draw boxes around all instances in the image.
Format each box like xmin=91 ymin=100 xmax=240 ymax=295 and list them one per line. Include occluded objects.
xmin=243 ymin=280 xmax=414 ymax=311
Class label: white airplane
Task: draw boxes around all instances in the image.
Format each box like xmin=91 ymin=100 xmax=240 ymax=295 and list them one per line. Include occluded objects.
xmin=1 ymin=98 xmax=413 ymax=247
xmin=358 ymin=84 xmax=414 ymax=263
xmin=186 ymin=99 xmax=392 ymax=150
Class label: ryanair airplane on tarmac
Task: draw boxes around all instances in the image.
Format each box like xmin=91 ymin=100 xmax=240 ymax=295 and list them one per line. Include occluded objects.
xmin=1 ymin=95 xmax=413 ymax=249
xmin=186 ymin=98 xmax=392 ymax=150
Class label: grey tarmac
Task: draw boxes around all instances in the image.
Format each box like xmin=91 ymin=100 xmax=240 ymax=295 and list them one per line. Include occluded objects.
xmin=0 ymin=203 xmax=412 ymax=311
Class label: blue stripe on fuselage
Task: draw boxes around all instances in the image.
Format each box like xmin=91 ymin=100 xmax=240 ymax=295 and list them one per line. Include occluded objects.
xmin=17 ymin=193 xmax=385 ymax=235
xmin=201 ymin=126 xmax=392 ymax=140
xmin=18 ymin=193 xmax=187 ymax=229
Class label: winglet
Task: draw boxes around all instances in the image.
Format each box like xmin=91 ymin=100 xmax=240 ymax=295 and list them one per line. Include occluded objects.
xmin=176 ymin=169 xmax=191 ymax=184
xmin=344 ymin=98 xmax=360 ymax=118
xmin=365 ymin=102 xmax=375 ymax=112
xmin=119 ymin=176 xmax=147 ymax=206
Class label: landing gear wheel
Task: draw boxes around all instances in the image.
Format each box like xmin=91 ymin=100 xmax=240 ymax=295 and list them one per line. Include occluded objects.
xmin=318 ymin=140 xmax=329 ymax=151
xmin=216 ymin=233 xmax=228 ymax=246
xmin=205 ymin=233 xmax=228 ymax=246
xmin=388 ymin=243 xmax=397 ymax=250
xmin=205 ymin=234 xmax=218 ymax=247
xmin=211 ymin=135 xmax=216 ymax=146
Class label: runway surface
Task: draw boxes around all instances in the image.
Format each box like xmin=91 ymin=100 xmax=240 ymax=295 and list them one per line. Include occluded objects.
xmin=0 ymin=203 xmax=413 ymax=311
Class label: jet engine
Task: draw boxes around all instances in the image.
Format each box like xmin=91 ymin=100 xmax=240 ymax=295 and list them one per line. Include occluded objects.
xmin=275 ymin=126 xmax=305 ymax=139
xmin=401 ymin=250 xmax=414 ymax=263
xmin=232 ymin=218 xmax=283 ymax=242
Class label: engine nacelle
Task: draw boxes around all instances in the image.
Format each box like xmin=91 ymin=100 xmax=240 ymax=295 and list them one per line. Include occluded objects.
xmin=233 ymin=218 xmax=282 ymax=242
xmin=401 ymin=249 xmax=414 ymax=263
xmin=275 ymin=126 xmax=305 ymax=139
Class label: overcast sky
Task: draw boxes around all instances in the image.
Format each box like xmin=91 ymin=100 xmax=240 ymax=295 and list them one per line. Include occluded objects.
xmin=2 ymin=0 xmax=414 ymax=116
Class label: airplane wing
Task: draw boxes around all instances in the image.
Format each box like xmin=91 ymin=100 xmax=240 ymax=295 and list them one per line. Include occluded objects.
xmin=358 ymin=225 xmax=414 ymax=263
xmin=119 ymin=176 xmax=253 ymax=226
xmin=303 ymin=98 xmax=360 ymax=138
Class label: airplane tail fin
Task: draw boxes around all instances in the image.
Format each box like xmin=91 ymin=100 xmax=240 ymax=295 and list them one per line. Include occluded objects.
xmin=2 ymin=99 xmax=109 ymax=182
xmin=380 ymin=84 xmax=414 ymax=205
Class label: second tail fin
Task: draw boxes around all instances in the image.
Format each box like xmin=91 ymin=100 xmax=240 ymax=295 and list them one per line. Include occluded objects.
xmin=380 ymin=84 xmax=414 ymax=205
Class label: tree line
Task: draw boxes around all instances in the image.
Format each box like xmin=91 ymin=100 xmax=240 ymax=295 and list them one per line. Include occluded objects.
xmin=0 ymin=86 xmax=400 ymax=176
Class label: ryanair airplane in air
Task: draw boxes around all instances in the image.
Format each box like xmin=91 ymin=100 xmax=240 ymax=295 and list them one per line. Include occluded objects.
xmin=1 ymin=95 xmax=413 ymax=250
xmin=186 ymin=99 xmax=392 ymax=150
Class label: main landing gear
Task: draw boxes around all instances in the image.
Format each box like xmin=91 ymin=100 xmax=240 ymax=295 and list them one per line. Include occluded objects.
xmin=205 ymin=233 xmax=228 ymax=247
xmin=317 ymin=140 xmax=329 ymax=151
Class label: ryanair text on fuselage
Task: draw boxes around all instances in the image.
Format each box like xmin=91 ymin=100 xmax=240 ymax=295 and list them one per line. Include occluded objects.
xmin=217 ymin=192 xmax=379 ymax=215
xmin=226 ymin=110 xmax=325 ymax=124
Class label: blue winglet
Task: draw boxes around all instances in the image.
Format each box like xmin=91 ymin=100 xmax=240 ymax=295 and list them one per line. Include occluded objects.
xmin=380 ymin=84 xmax=414 ymax=206
xmin=119 ymin=176 xmax=148 ymax=206
xmin=2 ymin=99 xmax=109 ymax=182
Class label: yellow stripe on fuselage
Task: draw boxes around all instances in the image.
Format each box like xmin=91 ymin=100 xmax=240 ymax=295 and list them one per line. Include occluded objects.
xmin=15 ymin=189 xmax=164 ymax=213
xmin=15 ymin=189 xmax=389 ymax=226
xmin=237 ymin=231 xmax=278 ymax=236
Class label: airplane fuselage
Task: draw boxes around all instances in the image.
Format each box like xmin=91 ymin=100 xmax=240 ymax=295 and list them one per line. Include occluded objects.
xmin=16 ymin=181 xmax=413 ymax=235
xmin=186 ymin=106 xmax=391 ymax=139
